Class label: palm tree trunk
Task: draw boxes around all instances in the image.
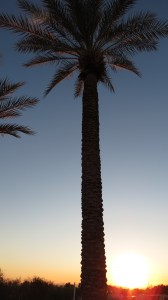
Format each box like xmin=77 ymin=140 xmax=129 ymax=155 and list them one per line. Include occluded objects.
xmin=81 ymin=73 xmax=107 ymax=300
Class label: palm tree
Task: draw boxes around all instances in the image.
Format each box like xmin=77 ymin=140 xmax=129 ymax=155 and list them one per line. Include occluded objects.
xmin=0 ymin=1 xmax=168 ymax=299
xmin=0 ymin=78 xmax=38 ymax=137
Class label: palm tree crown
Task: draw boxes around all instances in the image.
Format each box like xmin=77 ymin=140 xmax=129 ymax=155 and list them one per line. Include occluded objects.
xmin=0 ymin=78 xmax=38 ymax=137
xmin=0 ymin=0 xmax=168 ymax=95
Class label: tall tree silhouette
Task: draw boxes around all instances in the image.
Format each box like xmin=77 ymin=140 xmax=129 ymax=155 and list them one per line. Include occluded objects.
xmin=0 ymin=1 xmax=168 ymax=299
xmin=0 ymin=78 xmax=38 ymax=137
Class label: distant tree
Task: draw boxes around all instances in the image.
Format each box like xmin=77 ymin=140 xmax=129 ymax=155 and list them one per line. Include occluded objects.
xmin=0 ymin=78 xmax=38 ymax=137
xmin=0 ymin=269 xmax=3 ymax=282
xmin=0 ymin=273 xmax=80 ymax=300
xmin=0 ymin=269 xmax=5 ymax=300
xmin=28 ymin=277 xmax=50 ymax=300
xmin=0 ymin=1 xmax=168 ymax=300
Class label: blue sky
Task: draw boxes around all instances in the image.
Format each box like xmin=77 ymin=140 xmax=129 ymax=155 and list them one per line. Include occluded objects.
xmin=0 ymin=0 xmax=168 ymax=286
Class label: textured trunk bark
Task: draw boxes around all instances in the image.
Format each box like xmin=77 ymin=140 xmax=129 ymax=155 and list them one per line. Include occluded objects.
xmin=81 ymin=73 xmax=107 ymax=300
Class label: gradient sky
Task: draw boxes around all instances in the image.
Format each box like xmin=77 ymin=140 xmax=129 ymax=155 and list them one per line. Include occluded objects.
xmin=0 ymin=0 xmax=168 ymax=287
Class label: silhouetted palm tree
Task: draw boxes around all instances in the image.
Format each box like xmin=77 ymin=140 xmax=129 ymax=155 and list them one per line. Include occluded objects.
xmin=0 ymin=78 xmax=38 ymax=137
xmin=0 ymin=1 xmax=168 ymax=299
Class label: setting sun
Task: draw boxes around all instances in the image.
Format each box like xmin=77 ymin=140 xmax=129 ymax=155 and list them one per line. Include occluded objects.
xmin=109 ymin=253 xmax=149 ymax=289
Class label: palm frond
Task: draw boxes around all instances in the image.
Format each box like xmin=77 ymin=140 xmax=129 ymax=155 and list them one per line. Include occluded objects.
xmin=96 ymin=0 xmax=136 ymax=47
xmin=16 ymin=35 xmax=55 ymax=54
xmin=45 ymin=61 xmax=79 ymax=95
xmin=24 ymin=53 xmax=61 ymax=67
xmin=100 ymin=68 xmax=115 ymax=93
xmin=65 ymin=0 xmax=102 ymax=47
xmin=108 ymin=12 xmax=168 ymax=46
xmin=0 ymin=79 xmax=24 ymax=100
xmin=24 ymin=53 xmax=77 ymax=67
xmin=42 ymin=0 xmax=82 ymax=47
xmin=63 ymin=0 xmax=90 ymax=46
xmin=74 ymin=76 xmax=84 ymax=98
xmin=102 ymin=0 xmax=136 ymax=22
xmin=0 ymin=13 xmax=52 ymax=39
xmin=108 ymin=55 xmax=141 ymax=76
xmin=17 ymin=0 xmax=45 ymax=17
xmin=18 ymin=0 xmax=80 ymax=49
xmin=0 ymin=98 xmax=38 ymax=119
xmin=121 ymin=39 xmax=158 ymax=54
xmin=16 ymin=35 xmax=78 ymax=56
xmin=0 ymin=78 xmax=38 ymax=138
xmin=104 ymin=37 xmax=157 ymax=57
xmin=127 ymin=11 xmax=168 ymax=38
xmin=0 ymin=124 xmax=35 ymax=137
xmin=0 ymin=96 xmax=38 ymax=118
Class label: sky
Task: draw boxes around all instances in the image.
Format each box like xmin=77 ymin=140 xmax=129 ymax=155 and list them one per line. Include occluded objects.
xmin=0 ymin=0 xmax=168 ymax=287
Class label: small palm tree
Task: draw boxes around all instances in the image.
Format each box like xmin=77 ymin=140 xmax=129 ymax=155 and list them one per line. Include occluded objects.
xmin=0 ymin=78 xmax=38 ymax=137
xmin=0 ymin=1 xmax=168 ymax=300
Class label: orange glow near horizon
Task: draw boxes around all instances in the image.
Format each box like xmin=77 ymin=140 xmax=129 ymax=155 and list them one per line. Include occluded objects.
xmin=1 ymin=262 xmax=80 ymax=285
xmin=108 ymin=253 xmax=149 ymax=289
xmin=3 ymin=252 xmax=168 ymax=287
xmin=3 ymin=269 xmax=80 ymax=285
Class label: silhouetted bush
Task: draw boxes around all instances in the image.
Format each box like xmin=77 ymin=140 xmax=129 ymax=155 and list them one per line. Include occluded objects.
xmin=0 ymin=270 xmax=80 ymax=300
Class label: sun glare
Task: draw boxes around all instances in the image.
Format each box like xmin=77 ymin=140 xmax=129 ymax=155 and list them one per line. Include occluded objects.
xmin=109 ymin=253 xmax=149 ymax=289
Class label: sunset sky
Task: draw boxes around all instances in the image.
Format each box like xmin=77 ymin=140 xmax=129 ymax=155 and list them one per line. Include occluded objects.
xmin=0 ymin=0 xmax=168 ymax=287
